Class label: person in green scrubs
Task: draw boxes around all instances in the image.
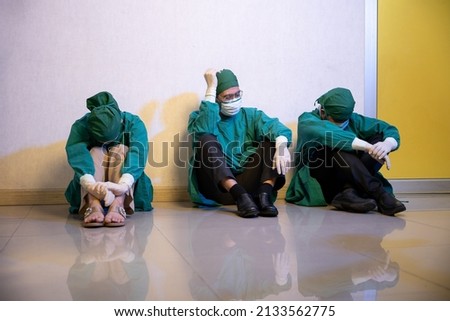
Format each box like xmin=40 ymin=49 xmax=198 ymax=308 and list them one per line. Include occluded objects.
xmin=286 ymin=87 xmax=405 ymax=216
xmin=65 ymin=91 xmax=153 ymax=227
xmin=188 ymin=69 xmax=292 ymax=218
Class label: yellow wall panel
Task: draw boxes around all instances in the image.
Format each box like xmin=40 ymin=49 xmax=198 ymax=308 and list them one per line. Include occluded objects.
xmin=378 ymin=0 xmax=450 ymax=179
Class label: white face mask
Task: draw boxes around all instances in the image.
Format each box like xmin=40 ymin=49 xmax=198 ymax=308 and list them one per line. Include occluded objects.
xmin=220 ymin=98 xmax=242 ymax=116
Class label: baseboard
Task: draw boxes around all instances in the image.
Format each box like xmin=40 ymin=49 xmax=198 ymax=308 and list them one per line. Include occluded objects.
xmin=0 ymin=187 xmax=192 ymax=206
xmin=0 ymin=179 xmax=448 ymax=206
xmin=0 ymin=188 xmax=67 ymax=206
xmin=391 ymin=179 xmax=450 ymax=194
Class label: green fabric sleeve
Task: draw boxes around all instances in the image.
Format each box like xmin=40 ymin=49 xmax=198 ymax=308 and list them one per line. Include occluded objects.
xmin=121 ymin=113 xmax=149 ymax=181
xmin=296 ymin=111 xmax=401 ymax=153
xmin=251 ymin=109 xmax=293 ymax=144
xmin=297 ymin=111 xmax=357 ymax=152
xmin=349 ymin=113 xmax=401 ymax=149
xmin=65 ymin=115 xmax=95 ymax=180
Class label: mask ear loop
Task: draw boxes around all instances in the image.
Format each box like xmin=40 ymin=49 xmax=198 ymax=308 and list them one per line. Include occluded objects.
xmin=314 ymin=100 xmax=321 ymax=110
xmin=315 ymin=100 xmax=326 ymax=119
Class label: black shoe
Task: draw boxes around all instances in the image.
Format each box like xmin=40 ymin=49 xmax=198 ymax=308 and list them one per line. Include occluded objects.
xmin=236 ymin=193 xmax=259 ymax=218
xmin=376 ymin=192 xmax=406 ymax=216
xmin=331 ymin=188 xmax=377 ymax=213
xmin=255 ymin=192 xmax=278 ymax=217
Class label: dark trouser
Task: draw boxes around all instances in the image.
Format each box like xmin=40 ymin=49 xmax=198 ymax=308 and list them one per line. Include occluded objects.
xmin=193 ymin=134 xmax=285 ymax=205
xmin=309 ymin=135 xmax=386 ymax=203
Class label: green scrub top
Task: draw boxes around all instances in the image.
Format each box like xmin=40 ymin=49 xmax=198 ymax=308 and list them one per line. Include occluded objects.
xmin=65 ymin=111 xmax=153 ymax=214
xmin=187 ymin=101 xmax=292 ymax=206
xmin=285 ymin=109 xmax=401 ymax=206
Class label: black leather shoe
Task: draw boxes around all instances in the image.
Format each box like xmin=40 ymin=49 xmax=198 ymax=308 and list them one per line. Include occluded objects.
xmin=376 ymin=192 xmax=406 ymax=216
xmin=236 ymin=193 xmax=259 ymax=218
xmin=331 ymin=188 xmax=377 ymax=213
xmin=255 ymin=192 xmax=278 ymax=217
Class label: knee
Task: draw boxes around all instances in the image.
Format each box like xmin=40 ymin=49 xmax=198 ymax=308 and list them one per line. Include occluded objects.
xmin=108 ymin=143 xmax=127 ymax=154
xmin=198 ymin=134 xmax=218 ymax=146
xmin=260 ymin=139 xmax=275 ymax=156
xmin=336 ymin=150 xmax=358 ymax=162
xmin=335 ymin=150 xmax=369 ymax=174
xmin=327 ymin=150 xmax=360 ymax=170
xmin=102 ymin=144 xmax=128 ymax=171
xmin=197 ymin=134 xmax=222 ymax=153
xmin=194 ymin=134 xmax=225 ymax=162
xmin=89 ymin=146 xmax=106 ymax=161
xmin=366 ymin=133 xmax=384 ymax=145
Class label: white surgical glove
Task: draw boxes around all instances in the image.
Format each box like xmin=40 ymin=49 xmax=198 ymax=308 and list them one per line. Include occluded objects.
xmin=273 ymin=136 xmax=291 ymax=175
xmin=204 ymin=68 xmax=218 ymax=103
xmin=106 ymin=173 xmax=134 ymax=196
xmin=351 ymin=137 xmax=372 ymax=152
xmin=383 ymin=154 xmax=392 ymax=170
xmin=273 ymin=252 xmax=290 ymax=286
xmin=352 ymin=137 xmax=392 ymax=170
xmin=80 ymin=174 xmax=115 ymax=206
xmin=369 ymin=137 xmax=398 ymax=160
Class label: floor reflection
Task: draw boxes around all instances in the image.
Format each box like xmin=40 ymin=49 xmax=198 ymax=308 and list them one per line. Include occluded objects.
xmin=286 ymin=206 xmax=406 ymax=300
xmin=65 ymin=214 xmax=153 ymax=300
xmin=0 ymin=198 xmax=449 ymax=300
xmin=188 ymin=214 xmax=292 ymax=300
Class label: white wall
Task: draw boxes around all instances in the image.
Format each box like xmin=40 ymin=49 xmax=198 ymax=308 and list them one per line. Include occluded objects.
xmin=0 ymin=0 xmax=366 ymax=190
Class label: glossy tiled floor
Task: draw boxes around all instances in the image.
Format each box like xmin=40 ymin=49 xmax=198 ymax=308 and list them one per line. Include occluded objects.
xmin=0 ymin=193 xmax=449 ymax=301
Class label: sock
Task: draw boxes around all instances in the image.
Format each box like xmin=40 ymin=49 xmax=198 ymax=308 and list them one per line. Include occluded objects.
xmin=229 ymin=184 xmax=247 ymax=201
xmin=257 ymin=183 xmax=273 ymax=195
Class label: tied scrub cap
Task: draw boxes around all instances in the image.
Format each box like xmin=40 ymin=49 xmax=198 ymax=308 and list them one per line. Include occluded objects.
xmin=216 ymin=69 xmax=239 ymax=95
xmin=317 ymin=87 xmax=355 ymax=122
xmin=86 ymin=91 xmax=122 ymax=143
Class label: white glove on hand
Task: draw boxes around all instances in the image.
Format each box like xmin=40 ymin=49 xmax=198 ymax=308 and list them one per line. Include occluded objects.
xmin=368 ymin=138 xmax=398 ymax=160
xmin=80 ymin=174 xmax=115 ymax=206
xmin=204 ymin=68 xmax=218 ymax=102
xmin=352 ymin=138 xmax=393 ymax=170
xmin=105 ymin=173 xmax=134 ymax=196
xmin=351 ymin=137 xmax=372 ymax=152
xmin=103 ymin=191 xmax=115 ymax=207
xmin=105 ymin=182 xmax=128 ymax=196
xmin=273 ymin=136 xmax=291 ymax=175
xmin=383 ymin=154 xmax=392 ymax=170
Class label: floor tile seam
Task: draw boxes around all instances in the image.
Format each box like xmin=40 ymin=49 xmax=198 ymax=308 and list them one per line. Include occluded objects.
xmin=187 ymin=269 xmax=222 ymax=300
xmin=403 ymin=209 xmax=450 ymax=213
xmin=151 ymin=222 xmax=197 ymax=264
xmin=0 ymin=236 xmax=13 ymax=253
xmin=0 ymin=217 xmax=25 ymax=223
xmin=0 ymin=209 xmax=31 ymax=248
xmin=400 ymin=218 xmax=450 ymax=232
xmin=396 ymin=269 xmax=450 ymax=292
xmin=25 ymin=205 xmax=34 ymax=218
xmin=151 ymin=223 xmax=222 ymax=299
xmin=352 ymin=249 xmax=450 ymax=292
xmin=0 ymin=205 xmax=34 ymax=220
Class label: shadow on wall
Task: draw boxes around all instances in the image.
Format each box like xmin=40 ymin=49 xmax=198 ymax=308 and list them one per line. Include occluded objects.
xmin=0 ymin=140 xmax=73 ymax=189
xmin=140 ymin=92 xmax=199 ymax=187
xmin=0 ymin=96 xmax=299 ymax=191
xmin=0 ymin=93 xmax=200 ymax=190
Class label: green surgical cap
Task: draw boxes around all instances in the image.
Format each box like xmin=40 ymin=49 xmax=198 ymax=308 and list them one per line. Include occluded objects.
xmin=216 ymin=69 xmax=239 ymax=95
xmin=317 ymin=87 xmax=355 ymax=122
xmin=86 ymin=91 xmax=122 ymax=143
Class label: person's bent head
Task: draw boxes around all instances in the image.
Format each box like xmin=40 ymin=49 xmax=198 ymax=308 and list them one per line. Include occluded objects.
xmin=86 ymin=91 xmax=122 ymax=144
xmin=317 ymin=87 xmax=355 ymax=125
